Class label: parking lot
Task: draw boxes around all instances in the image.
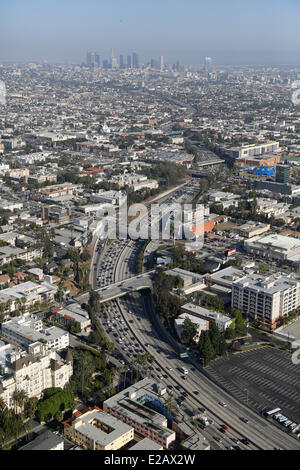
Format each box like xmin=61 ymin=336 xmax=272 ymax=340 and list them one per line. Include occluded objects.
xmin=277 ymin=319 xmax=300 ymax=342
xmin=207 ymin=346 xmax=300 ymax=424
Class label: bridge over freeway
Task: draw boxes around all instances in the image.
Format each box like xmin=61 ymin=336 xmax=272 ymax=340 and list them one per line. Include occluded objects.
xmin=95 ymin=270 xmax=156 ymax=303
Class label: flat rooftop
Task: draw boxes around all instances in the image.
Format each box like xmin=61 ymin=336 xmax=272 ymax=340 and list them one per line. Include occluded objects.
xmin=73 ymin=410 xmax=132 ymax=446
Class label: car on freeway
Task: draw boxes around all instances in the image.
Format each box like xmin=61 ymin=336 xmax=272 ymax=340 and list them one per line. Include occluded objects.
xmin=214 ymin=436 xmax=222 ymax=443
xmin=221 ymin=424 xmax=229 ymax=431
xmin=219 ymin=428 xmax=226 ymax=434
xmin=240 ymin=417 xmax=249 ymax=424
xmin=219 ymin=402 xmax=227 ymax=407
xmin=231 ymin=437 xmax=240 ymax=444
xmin=241 ymin=438 xmax=250 ymax=446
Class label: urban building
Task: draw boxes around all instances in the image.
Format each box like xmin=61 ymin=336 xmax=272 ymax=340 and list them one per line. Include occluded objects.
xmin=103 ymin=378 xmax=176 ymax=449
xmin=231 ymin=272 xmax=300 ymax=329
xmin=63 ymin=408 xmax=134 ymax=450
xmin=181 ymin=304 xmax=233 ymax=332
xmin=0 ymin=340 xmax=73 ymax=409
xmin=1 ymin=313 xmax=69 ymax=352
xmin=244 ymin=234 xmax=300 ymax=263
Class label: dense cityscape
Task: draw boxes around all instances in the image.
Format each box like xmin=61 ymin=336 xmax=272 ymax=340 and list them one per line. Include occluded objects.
xmin=0 ymin=0 xmax=300 ymax=460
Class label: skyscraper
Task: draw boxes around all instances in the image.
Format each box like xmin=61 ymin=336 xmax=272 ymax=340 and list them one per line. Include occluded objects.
xmin=86 ymin=52 xmax=97 ymax=68
xmin=132 ymin=52 xmax=139 ymax=69
xmin=95 ymin=54 xmax=100 ymax=68
xmin=160 ymin=56 xmax=164 ymax=72
xmin=119 ymin=55 xmax=124 ymax=68
xmin=127 ymin=55 xmax=132 ymax=68
xmin=276 ymin=165 xmax=290 ymax=183
xmin=204 ymin=57 xmax=212 ymax=71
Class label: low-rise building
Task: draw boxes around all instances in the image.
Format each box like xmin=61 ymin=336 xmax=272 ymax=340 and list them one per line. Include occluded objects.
xmin=103 ymin=378 xmax=176 ymax=449
xmin=1 ymin=313 xmax=69 ymax=352
xmin=244 ymin=233 xmax=300 ymax=263
xmin=181 ymin=304 xmax=233 ymax=332
xmin=19 ymin=430 xmax=64 ymax=451
xmin=175 ymin=313 xmax=209 ymax=343
xmin=63 ymin=408 xmax=134 ymax=450
xmin=0 ymin=280 xmax=57 ymax=314
xmin=52 ymin=303 xmax=91 ymax=332
xmin=237 ymin=221 xmax=270 ymax=239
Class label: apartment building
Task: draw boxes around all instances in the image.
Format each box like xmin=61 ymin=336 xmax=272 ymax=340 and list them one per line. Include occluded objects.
xmin=175 ymin=313 xmax=209 ymax=343
xmin=0 ymin=280 xmax=57 ymax=314
xmin=0 ymin=340 xmax=73 ymax=409
xmin=231 ymin=273 xmax=300 ymax=329
xmin=1 ymin=313 xmax=69 ymax=352
xmin=63 ymin=408 xmax=134 ymax=450
xmin=181 ymin=304 xmax=233 ymax=332
xmin=103 ymin=378 xmax=176 ymax=449
xmin=51 ymin=303 xmax=91 ymax=332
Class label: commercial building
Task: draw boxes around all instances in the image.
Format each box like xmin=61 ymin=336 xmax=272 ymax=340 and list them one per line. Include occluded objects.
xmin=227 ymin=141 xmax=280 ymax=159
xmin=276 ymin=164 xmax=291 ymax=183
xmin=208 ymin=191 xmax=240 ymax=209
xmin=0 ymin=340 xmax=73 ymax=409
xmin=206 ymin=266 xmax=247 ymax=295
xmin=244 ymin=234 xmax=300 ymax=263
xmin=237 ymin=221 xmax=270 ymax=238
xmin=231 ymin=272 xmax=300 ymax=329
xmin=181 ymin=304 xmax=233 ymax=332
xmin=63 ymin=408 xmax=134 ymax=450
xmin=165 ymin=268 xmax=205 ymax=287
xmin=1 ymin=313 xmax=69 ymax=352
xmin=103 ymin=378 xmax=176 ymax=449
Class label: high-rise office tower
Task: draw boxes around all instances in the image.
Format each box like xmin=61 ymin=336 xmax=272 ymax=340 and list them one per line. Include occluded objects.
xmin=276 ymin=165 xmax=290 ymax=183
xmin=87 ymin=51 xmax=96 ymax=68
xmin=204 ymin=56 xmax=212 ymax=71
xmin=127 ymin=55 xmax=132 ymax=68
xmin=160 ymin=55 xmax=164 ymax=72
xmin=119 ymin=55 xmax=124 ymax=68
xmin=132 ymin=52 xmax=139 ymax=69
xmin=95 ymin=54 xmax=100 ymax=67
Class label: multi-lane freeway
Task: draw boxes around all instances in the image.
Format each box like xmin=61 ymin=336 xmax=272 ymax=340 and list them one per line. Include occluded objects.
xmin=88 ymin=180 xmax=300 ymax=450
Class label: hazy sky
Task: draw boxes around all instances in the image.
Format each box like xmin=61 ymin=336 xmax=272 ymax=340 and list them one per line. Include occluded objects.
xmin=1 ymin=0 xmax=300 ymax=65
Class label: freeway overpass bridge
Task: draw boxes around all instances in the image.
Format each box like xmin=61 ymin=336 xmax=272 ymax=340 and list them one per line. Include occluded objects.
xmin=96 ymin=270 xmax=156 ymax=303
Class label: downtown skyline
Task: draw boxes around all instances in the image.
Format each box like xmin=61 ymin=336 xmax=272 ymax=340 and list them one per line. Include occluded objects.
xmin=0 ymin=0 xmax=300 ymax=66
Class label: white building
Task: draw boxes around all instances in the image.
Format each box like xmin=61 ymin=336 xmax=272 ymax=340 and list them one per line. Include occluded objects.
xmin=0 ymin=280 xmax=57 ymax=314
xmin=208 ymin=191 xmax=240 ymax=209
xmin=64 ymin=409 xmax=134 ymax=450
xmin=175 ymin=313 xmax=209 ymax=343
xmin=0 ymin=340 xmax=73 ymax=409
xmin=181 ymin=304 xmax=233 ymax=332
xmin=244 ymin=234 xmax=300 ymax=263
xmin=1 ymin=313 xmax=69 ymax=352
xmin=231 ymin=272 xmax=300 ymax=329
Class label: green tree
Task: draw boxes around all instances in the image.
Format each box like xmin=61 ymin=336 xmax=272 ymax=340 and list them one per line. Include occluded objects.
xmin=181 ymin=317 xmax=198 ymax=344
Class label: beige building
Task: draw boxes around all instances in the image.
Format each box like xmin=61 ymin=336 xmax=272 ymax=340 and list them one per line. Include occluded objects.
xmin=63 ymin=408 xmax=134 ymax=450
xmin=0 ymin=341 xmax=73 ymax=409
xmin=237 ymin=221 xmax=270 ymax=238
